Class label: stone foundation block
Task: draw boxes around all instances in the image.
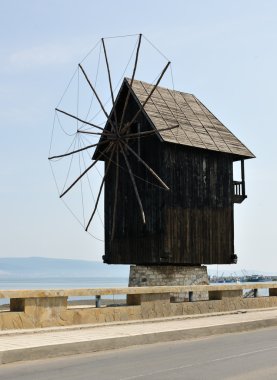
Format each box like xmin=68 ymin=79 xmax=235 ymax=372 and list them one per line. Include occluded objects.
xmin=129 ymin=265 xmax=209 ymax=302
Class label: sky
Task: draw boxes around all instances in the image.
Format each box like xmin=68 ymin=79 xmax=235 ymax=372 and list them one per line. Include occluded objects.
xmin=0 ymin=0 xmax=276 ymax=273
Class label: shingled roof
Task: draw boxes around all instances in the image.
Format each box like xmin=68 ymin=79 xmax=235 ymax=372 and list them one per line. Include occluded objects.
xmin=126 ymin=78 xmax=255 ymax=159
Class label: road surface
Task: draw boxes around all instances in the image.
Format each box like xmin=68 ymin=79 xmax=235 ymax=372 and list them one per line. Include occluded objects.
xmin=0 ymin=327 xmax=277 ymax=379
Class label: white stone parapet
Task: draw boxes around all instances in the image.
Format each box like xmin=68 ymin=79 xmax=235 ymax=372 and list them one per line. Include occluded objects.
xmin=0 ymin=283 xmax=277 ymax=330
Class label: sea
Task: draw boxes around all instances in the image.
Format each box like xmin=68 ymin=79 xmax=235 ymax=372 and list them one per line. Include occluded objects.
xmin=0 ymin=277 xmax=129 ymax=306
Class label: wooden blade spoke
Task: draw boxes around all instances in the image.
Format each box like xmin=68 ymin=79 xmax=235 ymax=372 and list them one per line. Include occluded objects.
xmin=111 ymin=146 xmax=119 ymax=240
xmin=122 ymin=61 xmax=171 ymax=134
xmin=120 ymin=142 xmax=146 ymax=224
xmin=79 ymin=63 xmax=116 ymax=134
xmin=124 ymin=124 xmax=179 ymax=139
xmin=85 ymin=145 xmax=116 ymax=231
xmin=79 ymin=64 xmax=110 ymax=119
xmin=48 ymin=140 xmax=109 ymax=160
xmin=102 ymin=38 xmax=115 ymax=106
xmin=55 ymin=108 xmax=106 ymax=132
xmin=59 ymin=143 xmax=111 ymax=198
xmin=77 ymin=130 xmax=116 ymax=139
xmin=119 ymin=34 xmax=142 ymax=131
xmin=122 ymin=140 xmax=169 ymax=191
xmin=101 ymin=38 xmax=118 ymax=131
xmin=130 ymin=34 xmax=142 ymax=88
xmin=76 ymin=130 xmax=111 ymax=137
xmin=76 ymin=131 xmax=107 ymax=136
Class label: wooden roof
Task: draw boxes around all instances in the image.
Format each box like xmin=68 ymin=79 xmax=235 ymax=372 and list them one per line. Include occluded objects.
xmin=126 ymin=78 xmax=255 ymax=159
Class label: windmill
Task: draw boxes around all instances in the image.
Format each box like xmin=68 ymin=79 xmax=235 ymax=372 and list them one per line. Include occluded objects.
xmin=49 ymin=34 xmax=254 ymax=291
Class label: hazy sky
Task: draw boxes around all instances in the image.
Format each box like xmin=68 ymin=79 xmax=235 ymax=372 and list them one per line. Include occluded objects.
xmin=0 ymin=0 xmax=276 ymax=273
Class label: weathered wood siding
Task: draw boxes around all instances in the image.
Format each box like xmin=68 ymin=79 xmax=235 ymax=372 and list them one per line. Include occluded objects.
xmin=162 ymin=144 xmax=234 ymax=264
xmin=103 ymin=84 xmax=235 ymax=265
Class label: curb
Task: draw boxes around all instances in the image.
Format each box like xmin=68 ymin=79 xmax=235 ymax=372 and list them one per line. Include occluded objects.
xmin=1 ymin=317 xmax=277 ymax=365
xmin=1 ymin=307 xmax=276 ymax=338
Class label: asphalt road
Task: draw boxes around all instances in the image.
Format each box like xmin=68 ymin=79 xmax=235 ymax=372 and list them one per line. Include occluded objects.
xmin=0 ymin=327 xmax=277 ymax=379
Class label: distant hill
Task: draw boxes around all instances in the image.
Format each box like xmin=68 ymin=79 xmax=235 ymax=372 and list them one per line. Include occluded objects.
xmin=0 ymin=257 xmax=129 ymax=278
xmin=0 ymin=258 xmax=274 ymax=279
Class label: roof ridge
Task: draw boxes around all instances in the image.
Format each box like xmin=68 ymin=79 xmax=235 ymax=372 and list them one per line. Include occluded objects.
xmin=125 ymin=78 xmax=254 ymax=159
xmin=124 ymin=77 xmax=194 ymax=97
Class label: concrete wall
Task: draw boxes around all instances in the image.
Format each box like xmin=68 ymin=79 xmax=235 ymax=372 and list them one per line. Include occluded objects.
xmin=0 ymin=283 xmax=277 ymax=330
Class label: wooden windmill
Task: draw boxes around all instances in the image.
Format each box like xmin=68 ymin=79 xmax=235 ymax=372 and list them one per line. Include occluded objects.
xmin=49 ymin=34 xmax=254 ymax=272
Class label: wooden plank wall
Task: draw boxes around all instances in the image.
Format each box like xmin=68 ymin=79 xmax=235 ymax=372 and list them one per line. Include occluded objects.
xmin=162 ymin=144 xmax=234 ymax=264
xmin=103 ymin=85 xmax=235 ymax=265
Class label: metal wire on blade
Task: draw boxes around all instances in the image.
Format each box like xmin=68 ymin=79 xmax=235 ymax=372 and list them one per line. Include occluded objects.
xmin=61 ymin=135 xmax=78 ymax=193
xmin=79 ymin=39 xmax=101 ymax=64
xmin=56 ymin=67 xmax=78 ymax=109
xmin=49 ymin=160 xmax=104 ymax=242
xmin=103 ymin=33 xmax=140 ymax=40
xmin=86 ymin=38 xmax=138 ymax=125
xmin=77 ymin=135 xmax=86 ymax=227
xmin=49 ymin=124 xmax=79 ymax=163
xmin=49 ymin=112 xmax=57 ymax=157
xmin=78 ymin=43 xmax=102 ymax=131
xmin=79 ymin=135 xmax=104 ymax=227
xmin=142 ymin=35 xmax=170 ymax=61
xmin=80 ymin=134 xmax=107 ymax=179
xmin=56 ymin=111 xmax=77 ymax=137
xmin=77 ymin=65 xmax=80 ymax=130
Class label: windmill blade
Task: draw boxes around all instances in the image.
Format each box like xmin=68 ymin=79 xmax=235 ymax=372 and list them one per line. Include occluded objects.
xmin=79 ymin=63 xmax=116 ymax=134
xmin=77 ymin=130 xmax=116 ymax=138
xmin=48 ymin=139 xmax=109 ymax=160
xmin=122 ymin=140 xmax=169 ymax=190
xmin=119 ymin=34 xmax=142 ymax=131
xmin=75 ymin=130 xmax=111 ymax=137
xmin=122 ymin=61 xmax=171 ymax=134
xmin=55 ymin=108 xmax=107 ymax=132
xmin=59 ymin=143 xmax=112 ymax=198
xmin=79 ymin=64 xmax=110 ymax=119
xmin=120 ymin=142 xmax=146 ymax=224
xmin=102 ymin=38 xmax=118 ymax=129
xmin=102 ymin=39 xmax=116 ymax=106
xmin=85 ymin=145 xmax=116 ymax=231
xmin=111 ymin=146 xmax=119 ymax=240
xmin=124 ymin=124 xmax=179 ymax=139
xmin=76 ymin=131 xmax=109 ymax=137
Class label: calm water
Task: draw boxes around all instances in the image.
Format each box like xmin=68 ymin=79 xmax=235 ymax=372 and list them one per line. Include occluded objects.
xmin=0 ymin=277 xmax=129 ymax=305
xmin=0 ymin=277 xmax=128 ymax=290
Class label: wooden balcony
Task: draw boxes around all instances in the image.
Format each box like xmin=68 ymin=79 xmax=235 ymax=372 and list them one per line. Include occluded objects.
xmin=232 ymin=159 xmax=247 ymax=204
xmin=233 ymin=180 xmax=247 ymax=203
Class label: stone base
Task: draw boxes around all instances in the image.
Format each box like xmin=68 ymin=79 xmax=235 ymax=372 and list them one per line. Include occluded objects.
xmin=128 ymin=265 xmax=209 ymax=302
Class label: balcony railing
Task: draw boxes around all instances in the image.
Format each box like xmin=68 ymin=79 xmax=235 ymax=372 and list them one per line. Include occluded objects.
xmin=233 ymin=180 xmax=247 ymax=203
xmin=233 ymin=159 xmax=247 ymax=204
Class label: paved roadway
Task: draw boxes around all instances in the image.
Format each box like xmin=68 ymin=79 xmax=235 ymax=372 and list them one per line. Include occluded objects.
xmin=0 ymin=327 xmax=277 ymax=379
